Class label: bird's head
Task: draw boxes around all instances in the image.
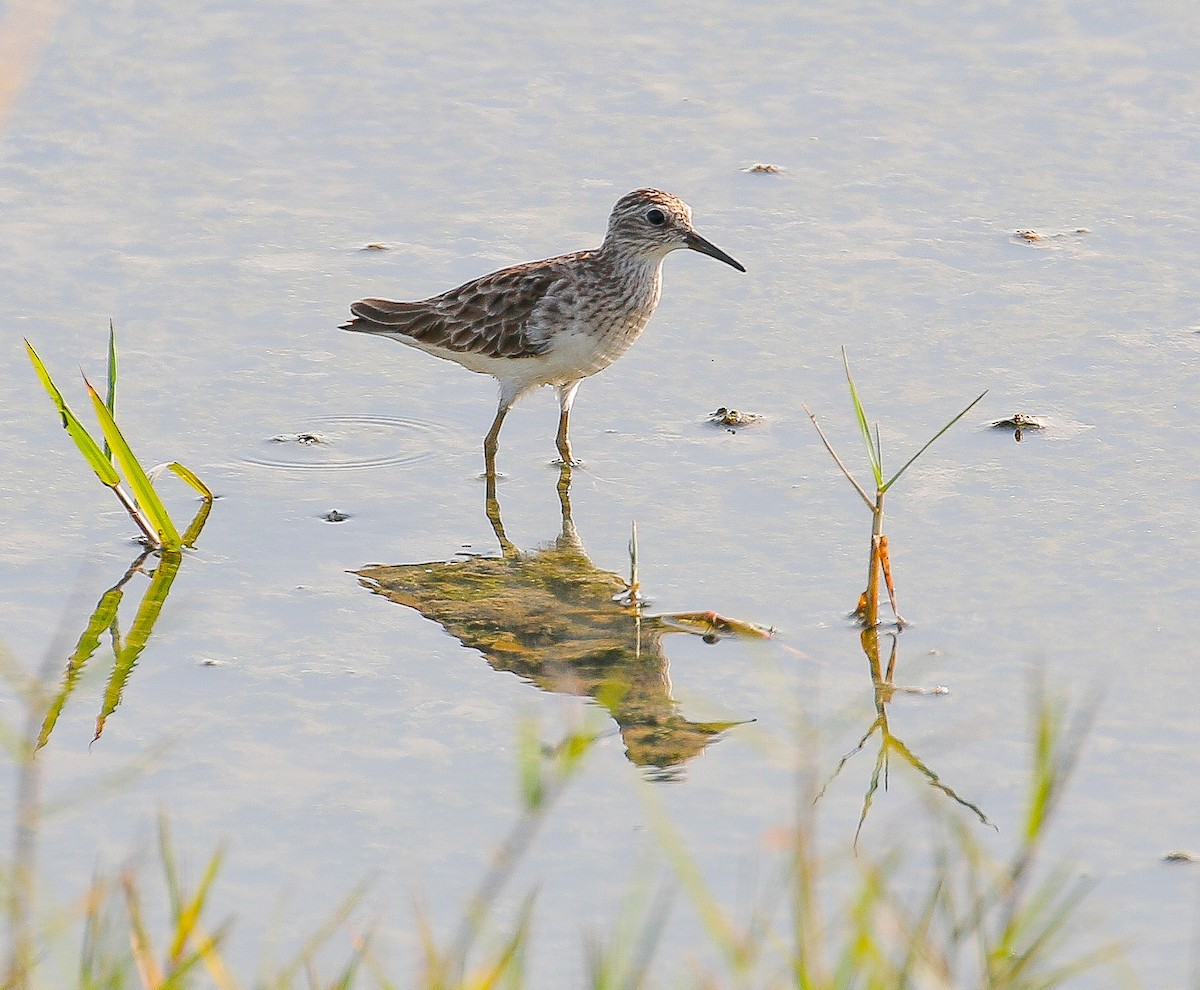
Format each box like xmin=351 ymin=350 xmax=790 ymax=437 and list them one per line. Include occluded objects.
xmin=603 ymin=188 xmax=745 ymax=272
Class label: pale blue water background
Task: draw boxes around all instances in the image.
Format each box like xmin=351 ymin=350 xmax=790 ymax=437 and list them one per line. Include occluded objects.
xmin=2 ymin=0 xmax=1200 ymax=985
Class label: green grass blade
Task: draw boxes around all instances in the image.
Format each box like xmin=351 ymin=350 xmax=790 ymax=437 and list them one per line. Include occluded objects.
xmin=105 ymin=320 xmax=117 ymax=462
xmin=643 ymin=789 xmax=742 ymax=970
xmin=149 ymin=461 xmax=214 ymax=501
xmin=123 ymin=872 xmax=163 ymax=988
xmin=158 ymin=814 xmax=184 ymax=932
xmin=274 ymin=878 xmax=372 ymax=985
xmin=628 ymin=519 xmax=639 ymax=601
xmin=166 ymin=844 xmax=224 ymax=965
xmin=842 ymin=348 xmax=883 ymax=486
xmin=26 ymin=340 xmax=121 ymax=488
xmin=471 ymin=890 xmax=536 ymax=990
xmin=881 ymin=390 xmax=988 ymax=493
xmin=328 ymin=942 xmax=369 ymax=990
xmin=85 ymin=375 xmax=182 ymax=549
xmin=144 ymin=463 xmax=214 ymax=547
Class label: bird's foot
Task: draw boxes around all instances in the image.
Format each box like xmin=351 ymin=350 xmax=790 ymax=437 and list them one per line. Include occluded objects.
xmin=551 ymin=456 xmax=583 ymax=469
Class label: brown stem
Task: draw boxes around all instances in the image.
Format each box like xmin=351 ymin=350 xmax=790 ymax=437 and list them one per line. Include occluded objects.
xmin=861 ymin=490 xmax=885 ymax=627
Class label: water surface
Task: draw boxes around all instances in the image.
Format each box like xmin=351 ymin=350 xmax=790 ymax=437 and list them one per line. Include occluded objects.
xmin=2 ymin=1 xmax=1199 ymax=985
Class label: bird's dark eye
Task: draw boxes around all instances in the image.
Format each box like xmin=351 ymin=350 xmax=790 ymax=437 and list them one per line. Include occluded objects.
xmin=646 ymin=208 xmax=666 ymax=226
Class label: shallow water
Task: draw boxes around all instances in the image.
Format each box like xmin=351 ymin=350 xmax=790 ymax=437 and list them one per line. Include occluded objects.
xmin=2 ymin=0 xmax=1200 ymax=985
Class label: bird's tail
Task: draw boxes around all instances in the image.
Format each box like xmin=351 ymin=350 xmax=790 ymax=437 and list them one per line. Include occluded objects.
xmin=340 ymin=298 xmax=418 ymax=335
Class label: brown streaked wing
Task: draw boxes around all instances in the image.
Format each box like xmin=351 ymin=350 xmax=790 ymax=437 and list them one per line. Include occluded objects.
xmin=347 ymin=254 xmax=588 ymax=359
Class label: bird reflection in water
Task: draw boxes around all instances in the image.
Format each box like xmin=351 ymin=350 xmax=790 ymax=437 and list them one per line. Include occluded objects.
xmin=355 ymin=467 xmax=757 ymax=775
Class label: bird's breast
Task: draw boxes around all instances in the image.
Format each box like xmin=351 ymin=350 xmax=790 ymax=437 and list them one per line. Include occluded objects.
xmin=535 ymin=265 xmax=662 ymax=382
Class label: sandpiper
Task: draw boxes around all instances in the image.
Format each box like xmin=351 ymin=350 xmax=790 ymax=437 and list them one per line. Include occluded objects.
xmin=341 ymin=188 xmax=745 ymax=475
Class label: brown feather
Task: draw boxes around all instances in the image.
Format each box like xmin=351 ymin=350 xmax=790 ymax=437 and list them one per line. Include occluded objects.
xmin=341 ymin=253 xmax=596 ymax=360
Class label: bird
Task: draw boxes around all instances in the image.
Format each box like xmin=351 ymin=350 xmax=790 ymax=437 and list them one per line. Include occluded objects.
xmin=341 ymin=188 xmax=745 ymax=475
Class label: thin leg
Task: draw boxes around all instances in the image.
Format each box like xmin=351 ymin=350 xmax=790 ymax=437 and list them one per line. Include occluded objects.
xmin=484 ymin=380 xmax=532 ymax=476
xmin=553 ymin=380 xmax=582 ymax=465
xmin=555 ymin=408 xmax=571 ymax=464
xmin=483 ymin=404 xmax=508 ymax=477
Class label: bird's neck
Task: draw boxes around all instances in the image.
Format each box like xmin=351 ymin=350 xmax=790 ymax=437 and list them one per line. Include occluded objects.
xmin=597 ymin=242 xmax=671 ymax=279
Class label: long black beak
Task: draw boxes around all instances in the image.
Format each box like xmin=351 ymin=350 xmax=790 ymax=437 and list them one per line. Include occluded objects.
xmin=685 ymin=230 xmax=746 ymax=272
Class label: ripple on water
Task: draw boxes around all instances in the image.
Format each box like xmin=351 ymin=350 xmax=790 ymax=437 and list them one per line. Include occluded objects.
xmin=242 ymin=414 xmax=442 ymax=470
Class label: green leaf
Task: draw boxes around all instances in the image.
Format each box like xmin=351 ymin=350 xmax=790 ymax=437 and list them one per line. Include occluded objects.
xmin=628 ymin=519 xmax=639 ymax=590
xmin=881 ymin=390 xmax=988 ymax=493
xmin=842 ymin=348 xmax=883 ymax=486
xmin=166 ymin=842 xmax=224 ymax=966
xmin=85 ymin=375 xmax=182 ymax=549
xmin=26 ymin=340 xmax=121 ymax=488
xmin=105 ymin=320 xmax=117 ymax=462
xmin=146 ymin=463 xmax=214 ymax=547
xmin=148 ymin=461 xmax=214 ymax=501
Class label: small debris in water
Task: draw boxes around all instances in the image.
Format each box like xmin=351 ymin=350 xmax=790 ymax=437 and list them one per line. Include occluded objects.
xmin=743 ymin=163 xmax=782 ymax=174
xmin=323 ymin=509 xmax=349 ymax=523
xmin=990 ymin=412 xmax=1046 ymax=442
xmin=1163 ymin=850 xmax=1198 ymax=863
xmin=893 ymin=684 xmax=950 ymax=696
xmin=1013 ymin=228 xmax=1090 ymax=244
xmin=270 ymin=432 xmax=325 ymax=445
xmin=990 ymin=413 xmax=1045 ymax=428
xmin=361 ymin=243 xmax=389 ymax=251
xmin=708 ymin=406 xmax=763 ymax=431
xmin=198 ymin=657 xmax=227 ymax=667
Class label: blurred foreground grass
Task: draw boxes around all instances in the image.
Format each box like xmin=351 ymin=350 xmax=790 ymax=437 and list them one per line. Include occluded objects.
xmin=1 ymin=651 xmax=1126 ymax=990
